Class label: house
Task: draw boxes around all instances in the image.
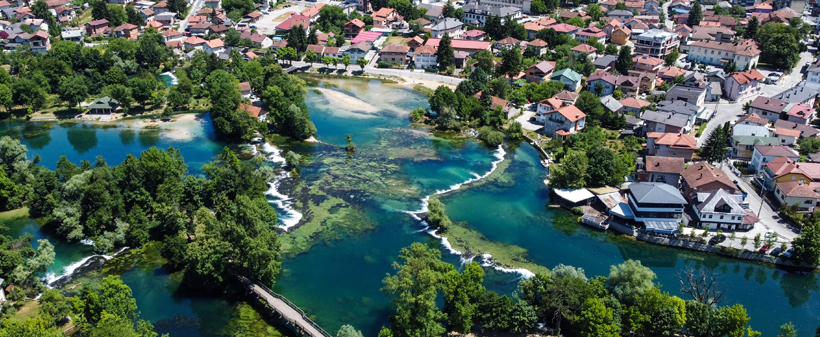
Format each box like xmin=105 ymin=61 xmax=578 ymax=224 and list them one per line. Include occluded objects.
xmin=758 ymin=156 xmax=820 ymax=191
xmin=750 ymin=145 xmax=800 ymax=173
xmin=784 ymin=103 xmax=815 ymax=125
xmin=681 ymin=161 xmax=739 ymax=201
xmin=418 ymin=3 xmax=442 ymax=22
xmin=724 ymin=69 xmax=764 ymax=101
xmin=209 ymin=24 xmax=229 ymax=36
xmin=153 ymin=0 xmax=168 ymax=13
xmin=85 ymin=19 xmax=109 ymax=37
xmin=474 ymin=92 xmax=520 ymax=118
xmin=594 ymin=55 xmax=618 ymax=71
xmin=162 ymin=29 xmax=184 ymax=42
xmin=614 ymin=75 xmax=641 ymax=96
xmin=611 ymin=26 xmax=631 ymax=45
xmin=601 ymin=95 xmax=623 ymax=113
xmin=775 ymin=127 xmax=800 ymax=146
xmin=634 ymin=29 xmax=679 ymax=57
xmin=656 ymin=99 xmax=701 ymax=127
xmin=586 ymin=72 xmax=617 ymax=96
xmin=430 ymin=18 xmax=462 ymax=38
xmin=372 ymin=7 xmax=405 ymax=29
xmin=380 ymin=44 xmax=410 ymax=66
xmin=554 ymin=91 xmax=579 ymax=106
xmin=541 ymin=104 xmax=586 ymax=137
xmin=276 ymin=14 xmax=310 ymax=33
xmin=550 ymin=68 xmax=583 ymax=92
xmin=694 ymin=189 xmax=751 ymax=230
xmin=189 ymin=22 xmax=211 ymax=36
xmin=140 ymin=8 xmax=154 ymax=21
xmin=343 ymin=18 xmax=365 ymax=39
xmin=608 ymin=9 xmax=635 ymax=21
xmin=525 ymin=61 xmax=555 ymax=84
xmin=112 ymin=23 xmax=139 ymax=40
xmin=774 ymin=119 xmax=819 ymax=138
xmin=407 ymin=36 xmax=424 ymax=50
xmin=60 ymin=29 xmax=83 ymax=43
xmin=240 ymin=31 xmax=272 ymax=48
xmin=300 ymin=4 xmax=324 ymax=22
xmin=270 ymin=39 xmax=287 ymax=52
xmin=807 ymin=62 xmax=820 ymax=86
xmin=731 ymin=123 xmax=772 ymax=138
xmin=494 ymin=37 xmax=522 ymax=53
xmin=733 ymin=136 xmax=781 ymax=159
xmin=54 ymin=5 xmax=74 ymax=22
xmin=462 ymin=29 xmax=486 ymax=41
xmin=772 ymin=82 xmax=819 ymax=105
xmin=424 ymin=38 xmax=492 ymax=55
xmin=535 ymin=97 xmax=563 ymax=123
xmin=154 ymin=12 xmax=176 ymax=28
xmin=749 ymin=96 xmax=789 ymax=123
xmin=574 ymin=27 xmax=606 ymax=45
xmin=88 ymin=96 xmax=119 ymax=114
xmin=239 ymin=82 xmax=252 ymax=98
xmin=753 ymin=2 xmax=773 ymax=13
xmin=641 ymin=111 xmax=689 ymax=135
xmin=322 ymin=46 xmax=341 ymax=58
xmin=343 ymin=41 xmax=372 ymax=63
xmin=620 ymin=97 xmax=651 ymax=114
xmin=203 ymin=39 xmax=224 ymax=55
xmin=570 ymin=44 xmax=597 ymax=58
xmin=636 ymin=156 xmax=685 ymax=186
xmin=632 ymin=55 xmax=664 ymax=72
xmin=646 ymin=132 xmax=698 ymax=159
xmin=461 ymin=3 xmax=520 ymax=27
xmin=546 ymin=23 xmax=580 ymax=36
xmin=775 ymin=181 xmax=820 ymax=212
xmin=241 ymin=103 xmax=268 ymax=121
xmin=527 ymin=38 xmax=548 ymax=56
xmin=686 ymin=39 xmax=761 ymax=70
xmin=183 ymin=36 xmax=206 ymax=50
xmin=626 ymin=182 xmax=687 ymax=225
xmin=413 ymin=45 xmax=437 ymax=69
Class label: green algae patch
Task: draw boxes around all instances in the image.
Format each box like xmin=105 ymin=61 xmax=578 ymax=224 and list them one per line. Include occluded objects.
xmin=225 ymin=302 xmax=285 ymax=337
xmin=444 ymin=222 xmax=549 ymax=275
xmin=0 ymin=207 xmax=30 ymax=223
xmin=101 ymin=241 xmax=167 ymax=275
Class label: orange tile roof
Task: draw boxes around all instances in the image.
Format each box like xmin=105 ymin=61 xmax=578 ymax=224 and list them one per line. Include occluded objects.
xmin=555 ymin=105 xmax=586 ymax=122
xmin=647 ymin=132 xmax=697 ymax=149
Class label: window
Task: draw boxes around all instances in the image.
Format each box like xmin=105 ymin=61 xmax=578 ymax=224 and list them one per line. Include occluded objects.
xmin=720 ymin=215 xmax=724 ymax=219
xmin=708 ymin=215 xmax=713 ymax=218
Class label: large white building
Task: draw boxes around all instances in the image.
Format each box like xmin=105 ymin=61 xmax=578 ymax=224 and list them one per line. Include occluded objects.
xmin=686 ymin=39 xmax=761 ymax=70
xmin=634 ymin=29 xmax=679 ymax=58
xmin=461 ymin=3 xmax=520 ymax=27
xmin=472 ymin=0 xmax=533 ymax=13
xmin=413 ymin=45 xmax=437 ymax=69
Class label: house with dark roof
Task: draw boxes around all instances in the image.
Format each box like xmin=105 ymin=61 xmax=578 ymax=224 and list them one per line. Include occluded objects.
xmin=113 ymin=23 xmax=139 ymax=40
xmin=774 ymin=119 xmax=819 ymax=138
xmin=586 ymin=72 xmax=617 ymax=96
xmin=636 ymin=156 xmax=685 ymax=186
xmin=666 ymin=84 xmax=707 ymax=106
xmin=646 ymin=132 xmax=697 ymax=159
xmin=343 ymin=41 xmax=372 ymax=63
xmin=525 ymin=61 xmax=555 ymax=84
xmin=626 ymin=182 xmax=687 ymax=224
xmin=681 ymin=162 xmax=739 ymax=201
xmin=380 ymin=44 xmax=410 ymax=65
xmin=749 ymin=96 xmax=789 ymax=123
xmin=88 ymin=96 xmax=119 ymax=114
xmin=85 ymin=19 xmax=109 ymax=37
xmin=431 ymin=17 xmax=463 ymax=38
xmin=694 ymin=189 xmax=752 ymax=230
xmin=772 ymin=82 xmax=820 ymax=105
xmin=593 ymin=55 xmax=617 ymax=71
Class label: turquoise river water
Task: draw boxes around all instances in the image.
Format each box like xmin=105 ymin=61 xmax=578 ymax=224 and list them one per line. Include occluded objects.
xmin=1 ymin=78 xmax=818 ymax=336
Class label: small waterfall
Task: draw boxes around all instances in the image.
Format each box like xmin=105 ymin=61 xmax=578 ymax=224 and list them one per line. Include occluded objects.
xmin=261 ymin=143 xmax=303 ymax=231
xmin=45 ymin=246 xmax=130 ymax=288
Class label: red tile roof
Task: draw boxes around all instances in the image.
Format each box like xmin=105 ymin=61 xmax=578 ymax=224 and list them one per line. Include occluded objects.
xmin=647 ymin=132 xmax=697 ymax=149
xmin=682 ymin=161 xmax=737 ymax=190
xmin=777 ymin=180 xmax=819 ymax=198
xmin=554 ymin=105 xmax=586 ymax=122
xmin=276 ymin=14 xmax=310 ymax=31
xmin=646 ymin=156 xmax=685 ymax=174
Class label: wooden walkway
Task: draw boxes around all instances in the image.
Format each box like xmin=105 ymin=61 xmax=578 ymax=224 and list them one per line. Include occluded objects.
xmin=238 ymin=276 xmax=333 ymax=337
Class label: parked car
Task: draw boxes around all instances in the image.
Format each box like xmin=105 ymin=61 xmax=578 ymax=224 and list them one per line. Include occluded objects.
xmin=261 ymin=10 xmax=268 ymax=14
xmin=767 ymin=73 xmax=781 ymax=84
xmin=765 ymin=231 xmax=777 ymax=239
xmin=770 ymin=247 xmax=781 ymax=256
xmin=759 ymin=244 xmax=769 ymax=253
xmin=783 ymin=248 xmax=793 ymax=258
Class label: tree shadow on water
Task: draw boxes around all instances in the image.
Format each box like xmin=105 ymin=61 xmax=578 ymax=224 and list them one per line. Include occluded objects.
xmin=66 ymin=124 xmax=98 ymax=154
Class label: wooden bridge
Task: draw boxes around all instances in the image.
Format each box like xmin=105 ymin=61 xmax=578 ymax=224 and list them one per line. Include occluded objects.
xmin=238 ymin=276 xmax=333 ymax=337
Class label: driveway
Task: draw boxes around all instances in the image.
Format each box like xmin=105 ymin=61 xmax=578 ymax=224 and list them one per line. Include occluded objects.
xmin=515 ymin=108 xmax=543 ymax=132
xmin=256 ymin=4 xmax=303 ymax=35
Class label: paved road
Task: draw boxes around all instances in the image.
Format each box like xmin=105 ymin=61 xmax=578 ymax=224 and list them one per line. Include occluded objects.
xmin=696 ymin=51 xmax=815 ymax=147
xmin=661 ymin=1 xmax=674 ymax=28
xmin=179 ymin=0 xmax=206 ymax=32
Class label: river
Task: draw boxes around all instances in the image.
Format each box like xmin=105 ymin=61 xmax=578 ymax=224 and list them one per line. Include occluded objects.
xmin=1 ymin=77 xmax=819 ymax=336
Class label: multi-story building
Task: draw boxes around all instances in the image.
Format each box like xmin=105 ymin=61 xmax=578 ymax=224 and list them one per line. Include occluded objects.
xmin=693 ymin=189 xmax=751 ymax=230
xmin=461 ymin=3 xmax=520 ymax=27
xmin=380 ymin=44 xmax=410 ymax=66
xmin=681 ymin=161 xmax=739 ymax=202
xmin=626 ymin=182 xmax=687 ymax=223
xmin=430 ymin=18 xmax=463 ymax=38
xmin=634 ymin=29 xmax=679 ymax=58
xmin=413 ymin=45 xmax=437 ymax=69
xmin=646 ymin=132 xmax=698 ymax=159
xmin=724 ymin=69 xmax=765 ymax=101
xmin=686 ymin=39 xmax=761 ymax=70
xmin=473 ymin=0 xmax=532 ymax=13
xmin=541 ymin=105 xmax=586 ymax=137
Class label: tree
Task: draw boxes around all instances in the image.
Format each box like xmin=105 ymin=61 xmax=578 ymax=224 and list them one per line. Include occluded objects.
xmin=0 ymin=84 xmax=13 ymax=112
xmin=443 ymin=262 xmax=485 ymax=333
xmin=206 ymin=70 xmax=243 ymax=139
xmin=506 ymin=121 xmax=523 ymax=139
xmin=382 ymin=243 xmax=454 ymax=337
xmin=779 ymin=322 xmax=798 ymax=337
xmin=59 ymin=76 xmax=89 ymax=108
xmin=615 ymin=46 xmax=633 ymax=75
xmin=604 ymin=44 xmax=618 ymax=55
xmin=756 ymin=22 xmax=803 ymax=70
xmin=91 ymin=0 xmax=109 ymax=21
xmin=106 ymin=4 xmax=128 ymax=26
xmin=606 ymin=260 xmax=656 ymax=304
xmin=345 ymin=134 xmax=356 ymax=153
xmin=549 ymin=151 xmax=588 ymax=189
xmin=576 ymin=298 xmax=619 ymax=337
xmin=304 ymin=50 xmax=318 ymax=65
xmin=437 ymin=33 xmax=455 ymax=67
xmin=12 ymin=78 xmax=47 ymax=111
xmin=793 ymin=218 xmax=820 ymax=265
xmin=357 ymin=56 xmax=368 ymax=71
xmin=664 ymin=48 xmax=680 ymax=66
xmin=745 ymin=16 xmax=760 ymax=40
xmin=498 ymin=45 xmax=523 ymax=79
xmin=798 ymin=135 xmax=820 ymax=155
xmin=125 ymin=5 xmax=144 ymax=26
xmin=342 ymin=54 xmax=351 ymax=70
xmin=688 ymin=1 xmax=703 ymax=27
xmin=686 ymin=300 xmax=712 ymax=337
xmin=712 ymin=304 xmax=750 ymax=337
xmin=224 ymin=28 xmax=241 ymax=46
xmin=307 ymin=26 xmax=319 ymax=45
xmin=286 ymin=25 xmax=308 ymax=52
xmin=700 ymin=123 xmax=729 ymax=163
xmin=678 ymin=266 xmax=727 ymax=306
xmin=337 ymin=325 xmax=364 ymax=337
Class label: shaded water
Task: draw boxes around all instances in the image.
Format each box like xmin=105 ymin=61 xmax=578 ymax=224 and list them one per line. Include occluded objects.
xmin=1 ymin=78 xmax=818 ymax=337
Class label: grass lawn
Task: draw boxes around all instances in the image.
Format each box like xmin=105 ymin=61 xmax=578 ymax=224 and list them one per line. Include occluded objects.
xmin=13 ymin=301 xmax=40 ymax=320
xmin=77 ymin=9 xmax=93 ymax=26
xmin=272 ymin=12 xmax=293 ymax=22
xmin=384 ymin=36 xmax=409 ymax=45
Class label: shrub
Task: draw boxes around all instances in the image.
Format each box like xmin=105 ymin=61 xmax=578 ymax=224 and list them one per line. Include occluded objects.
xmin=571 ymin=207 xmax=584 ymax=215
xmin=478 ymin=127 xmax=504 ymax=146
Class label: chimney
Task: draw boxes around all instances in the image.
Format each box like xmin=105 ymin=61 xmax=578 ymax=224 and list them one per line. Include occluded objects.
xmin=699 ymin=172 xmax=703 ymax=179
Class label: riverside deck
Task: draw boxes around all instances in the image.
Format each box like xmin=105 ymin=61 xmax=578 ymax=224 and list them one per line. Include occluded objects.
xmin=238 ymin=276 xmax=333 ymax=337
